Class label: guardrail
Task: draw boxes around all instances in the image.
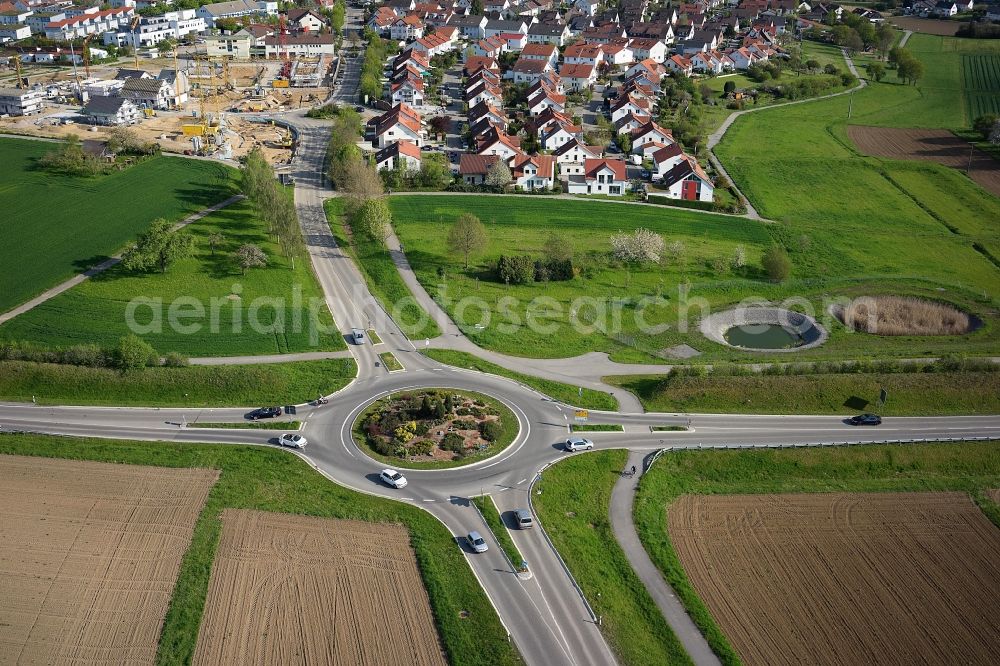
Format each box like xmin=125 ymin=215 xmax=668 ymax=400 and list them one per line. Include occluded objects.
xmin=653 ymin=436 xmax=998 ymax=453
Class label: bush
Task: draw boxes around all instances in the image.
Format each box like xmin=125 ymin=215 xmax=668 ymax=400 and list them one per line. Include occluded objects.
xmin=116 ymin=334 xmax=157 ymax=371
xmin=61 ymin=344 xmax=108 ymax=367
xmin=479 ymin=420 xmax=502 ymax=442
xmin=761 ymin=245 xmax=792 ymax=282
xmin=410 ymin=440 xmax=434 ymax=456
xmin=163 ymin=351 xmax=189 ymax=367
xmin=440 ymin=432 xmax=466 ymax=454
xmin=496 ymin=254 xmax=535 ymax=285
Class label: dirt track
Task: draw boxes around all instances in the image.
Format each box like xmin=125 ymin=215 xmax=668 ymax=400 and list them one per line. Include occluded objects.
xmin=848 ymin=125 xmax=1000 ymax=197
xmin=193 ymin=510 xmax=446 ymax=666
xmin=669 ymin=491 xmax=1000 ymax=666
xmin=0 ymin=454 xmax=218 ymax=665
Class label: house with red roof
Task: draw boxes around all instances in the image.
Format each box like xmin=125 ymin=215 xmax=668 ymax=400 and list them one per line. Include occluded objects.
xmin=565 ymin=158 xmax=630 ymax=195
xmin=659 ymin=153 xmax=714 ymax=201
xmin=511 ymin=153 xmax=557 ymax=190
xmin=511 ymin=57 xmax=553 ymax=84
xmin=459 ymin=153 xmax=501 ymax=185
xmin=631 ymin=121 xmax=674 ymax=154
xmin=371 ymin=103 xmax=424 ymax=148
xmin=558 ymin=62 xmax=597 ymax=92
xmin=553 ymin=137 xmax=603 ymax=176
xmin=375 ymin=140 xmax=422 ymax=172
xmin=520 ymin=42 xmax=559 ymax=68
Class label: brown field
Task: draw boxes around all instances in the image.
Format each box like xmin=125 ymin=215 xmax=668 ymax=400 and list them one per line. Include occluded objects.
xmin=890 ymin=16 xmax=962 ymax=36
xmin=848 ymin=125 xmax=1000 ymax=197
xmin=193 ymin=510 xmax=446 ymax=666
xmin=669 ymin=492 xmax=1000 ymax=666
xmin=837 ymin=295 xmax=973 ymax=335
xmin=0 ymin=454 xmax=218 ymax=665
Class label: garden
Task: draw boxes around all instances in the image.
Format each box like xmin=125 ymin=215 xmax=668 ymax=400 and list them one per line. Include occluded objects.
xmin=356 ymin=389 xmax=518 ymax=468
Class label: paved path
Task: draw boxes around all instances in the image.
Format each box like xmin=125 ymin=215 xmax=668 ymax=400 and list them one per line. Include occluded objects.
xmin=0 ymin=194 xmax=244 ymax=326
xmin=609 ymin=451 xmax=721 ymax=666
xmin=899 ymin=30 xmax=914 ymax=48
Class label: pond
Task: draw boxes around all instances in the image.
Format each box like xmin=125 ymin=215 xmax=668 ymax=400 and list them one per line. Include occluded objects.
xmin=723 ymin=324 xmax=812 ymax=350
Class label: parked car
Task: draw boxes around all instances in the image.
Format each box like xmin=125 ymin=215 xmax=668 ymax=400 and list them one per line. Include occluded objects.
xmin=466 ymin=531 xmax=488 ymax=553
xmin=278 ymin=433 xmax=307 ymax=449
xmin=848 ymin=413 xmax=882 ymax=426
xmin=514 ymin=509 xmax=533 ymax=529
xmin=248 ymin=406 xmax=282 ymax=420
xmin=379 ymin=469 xmax=408 ymax=488
xmin=563 ymin=436 xmax=594 ymax=452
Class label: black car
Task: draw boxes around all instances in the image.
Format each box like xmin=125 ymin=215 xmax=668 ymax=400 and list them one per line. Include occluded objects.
xmin=248 ymin=406 xmax=282 ymax=420
xmin=848 ymin=413 xmax=882 ymax=426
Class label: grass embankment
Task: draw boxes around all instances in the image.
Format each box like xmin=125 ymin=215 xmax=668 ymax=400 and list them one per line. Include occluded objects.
xmin=0 ymin=433 xmax=520 ymax=666
xmin=368 ymin=328 xmax=383 ymax=344
xmin=0 ymin=198 xmax=344 ymax=355
xmin=380 ymin=351 xmax=404 ymax=371
xmin=0 ymin=358 xmax=356 ymax=406
xmin=634 ymin=441 xmax=1000 ymax=666
xmin=324 ymin=198 xmax=441 ymax=339
xmin=192 ymin=421 xmax=302 ymax=430
xmin=534 ymin=450 xmax=693 ymax=666
xmin=0 ymin=138 xmax=238 ymax=312
xmin=571 ymin=424 xmax=623 ymax=432
xmin=352 ymin=389 xmax=519 ymax=470
xmin=472 ymin=495 xmax=522 ymax=568
xmin=422 ymin=349 xmax=618 ymax=411
xmin=608 ymin=370 xmax=1000 ymax=416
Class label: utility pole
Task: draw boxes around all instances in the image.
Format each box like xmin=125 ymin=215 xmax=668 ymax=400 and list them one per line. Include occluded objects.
xmin=848 ymin=92 xmax=853 ymax=119
xmin=967 ymin=143 xmax=974 ymax=174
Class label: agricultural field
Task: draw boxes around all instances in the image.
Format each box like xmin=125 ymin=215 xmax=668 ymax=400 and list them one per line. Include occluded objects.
xmin=0 ymin=137 xmax=238 ymax=313
xmin=0 ymin=433 xmax=520 ymax=666
xmin=0 ymin=454 xmax=218 ymax=665
xmin=633 ymin=441 xmax=1000 ymax=665
xmin=847 ymin=126 xmax=1000 ymax=198
xmin=392 ymin=196 xmax=998 ymax=364
xmin=194 ymin=510 xmax=445 ymax=666
xmin=0 ymin=198 xmax=344 ymax=356
xmin=963 ymin=53 xmax=1000 ymax=118
xmin=669 ymin=492 xmax=1000 ymax=665
xmin=889 ymin=16 xmax=961 ymax=36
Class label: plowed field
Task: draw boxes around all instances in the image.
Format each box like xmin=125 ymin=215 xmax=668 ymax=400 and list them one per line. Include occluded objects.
xmin=847 ymin=125 xmax=1000 ymax=197
xmin=0 ymin=454 xmax=218 ymax=665
xmin=669 ymin=492 xmax=1000 ymax=666
xmin=890 ymin=17 xmax=961 ymax=36
xmin=193 ymin=510 xmax=446 ymax=666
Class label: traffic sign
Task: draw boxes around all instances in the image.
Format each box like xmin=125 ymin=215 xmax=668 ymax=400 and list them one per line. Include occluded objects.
xmin=574 ymin=409 xmax=589 ymax=422
xmin=879 ymin=387 xmax=888 ymax=404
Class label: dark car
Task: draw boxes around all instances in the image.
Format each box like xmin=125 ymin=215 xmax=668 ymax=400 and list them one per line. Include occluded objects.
xmin=848 ymin=413 xmax=882 ymax=426
xmin=248 ymin=406 xmax=282 ymax=420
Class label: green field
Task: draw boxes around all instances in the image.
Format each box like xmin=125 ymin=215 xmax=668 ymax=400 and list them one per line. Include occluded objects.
xmin=471 ymin=495 xmax=522 ymax=567
xmin=325 ymin=198 xmax=441 ymax=339
xmin=0 ymin=198 xmax=344 ymax=356
xmin=633 ymin=441 xmax=1000 ymax=666
xmin=0 ymin=433 xmax=520 ymax=666
xmin=607 ymin=370 xmax=1000 ymax=416
xmin=962 ymin=53 xmax=1000 ymax=117
xmin=392 ymin=196 xmax=998 ymax=364
xmin=533 ymin=450 xmax=694 ymax=666
xmin=0 ymin=358 xmax=355 ymax=406
xmin=0 ymin=138 xmax=238 ymax=313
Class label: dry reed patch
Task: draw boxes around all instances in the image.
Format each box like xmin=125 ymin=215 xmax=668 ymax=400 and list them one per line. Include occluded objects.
xmin=0 ymin=454 xmax=218 ymax=665
xmin=987 ymin=488 xmax=1000 ymax=505
xmin=669 ymin=492 xmax=1000 ymax=666
xmin=193 ymin=509 xmax=446 ymax=666
xmin=837 ymin=295 xmax=974 ymax=335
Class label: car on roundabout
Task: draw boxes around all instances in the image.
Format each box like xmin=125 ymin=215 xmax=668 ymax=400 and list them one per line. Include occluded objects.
xmin=848 ymin=413 xmax=882 ymax=426
xmin=379 ymin=469 xmax=408 ymax=489
xmin=466 ymin=531 xmax=488 ymax=553
xmin=563 ymin=436 xmax=594 ymax=452
xmin=278 ymin=433 xmax=307 ymax=449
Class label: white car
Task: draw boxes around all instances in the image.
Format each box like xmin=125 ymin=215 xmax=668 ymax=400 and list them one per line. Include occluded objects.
xmin=564 ymin=436 xmax=594 ymax=452
xmin=379 ymin=469 xmax=408 ymax=489
xmin=278 ymin=433 xmax=307 ymax=449
xmin=466 ymin=531 xmax=488 ymax=553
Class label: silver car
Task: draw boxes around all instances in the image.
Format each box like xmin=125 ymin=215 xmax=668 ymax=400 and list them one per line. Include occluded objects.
xmin=466 ymin=531 xmax=488 ymax=553
xmin=564 ymin=436 xmax=594 ymax=452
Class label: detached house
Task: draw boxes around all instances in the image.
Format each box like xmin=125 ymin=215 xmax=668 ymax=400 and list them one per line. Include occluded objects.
xmin=631 ymin=121 xmax=674 ymax=153
xmin=566 ymin=158 xmax=629 ymax=195
xmin=459 ymin=153 xmax=501 ymax=184
xmin=510 ymin=152 xmax=557 ymax=190
xmin=371 ymin=103 xmax=424 ymax=148
xmin=660 ymin=153 xmax=714 ymax=201
xmin=553 ymin=137 xmax=603 ymax=176
xmin=520 ymin=42 xmax=559 ymax=68
xmin=119 ymin=76 xmax=173 ymax=110
xmin=511 ymin=56 xmax=552 ymax=84
xmin=375 ymin=140 xmax=422 ymax=172
xmin=559 ymin=62 xmax=597 ymax=91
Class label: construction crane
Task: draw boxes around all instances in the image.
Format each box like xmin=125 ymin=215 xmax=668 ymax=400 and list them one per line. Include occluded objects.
xmin=82 ymin=34 xmax=95 ymax=78
xmin=12 ymin=53 xmax=26 ymax=89
xmin=172 ymin=42 xmax=184 ymax=110
xmin=129 ymin=16 xmax=141 ymax=70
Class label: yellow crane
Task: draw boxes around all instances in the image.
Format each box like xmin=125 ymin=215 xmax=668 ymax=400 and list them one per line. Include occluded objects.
xmin=82 ymin=34 xmax=95 ymax=78
xmin=129 ymin=16 xmax=141 ymax=70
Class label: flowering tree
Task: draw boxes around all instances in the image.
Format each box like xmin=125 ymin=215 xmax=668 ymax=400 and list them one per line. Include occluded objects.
xmin=610 ymin=228 xmax=665 ymax=264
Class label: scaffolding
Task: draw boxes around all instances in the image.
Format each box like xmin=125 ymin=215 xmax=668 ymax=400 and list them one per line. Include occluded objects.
xmin=289 ymin=56 xmax=325 ymax=88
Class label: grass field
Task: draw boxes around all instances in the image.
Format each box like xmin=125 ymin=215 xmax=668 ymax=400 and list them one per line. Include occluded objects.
xmin=607 ymin=370 xmax=1000 ymax=416
xmin=533 ymin=450 xmax=693 ymax=666
xmin=0 ymin=358 xmax=355 ymax=406
xmin=0 ymin=138 xmax=238 ymax=313
xmin=0 ymin=198 xmax=344 ymax=356
xmin=325 ymin=198 xmax=441 ymax=339
xmin=421 ymin=349 xmax=618 ymax=410
xmin=633 ymin=441 xmax=1000 ymax=666
xmin=393 ymin=197 xmax=998 ymax=363
xmin=0 ymin=433 xmax=520 ymax=666
xmin=471 ymin=495 xmax=522 ymax=567
xmin=962 ymin=53 xmax=1000 ymax=118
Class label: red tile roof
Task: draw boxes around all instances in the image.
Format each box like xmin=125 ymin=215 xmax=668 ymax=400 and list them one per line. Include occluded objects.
xmin=584 ymin=158 xmax=627 ymax=181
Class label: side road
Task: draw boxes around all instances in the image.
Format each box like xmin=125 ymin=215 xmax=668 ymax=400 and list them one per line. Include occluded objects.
xmin=0 ymin=194 xmax=244 ymax=326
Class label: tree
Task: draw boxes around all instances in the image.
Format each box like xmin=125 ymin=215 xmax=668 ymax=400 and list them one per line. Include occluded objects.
xmin=330 ymin=0 xmax=345 ymax=35
xmin=447 ymin=213 xmax=488 ymax=269
xmin=723 ymin=80 xmax=736 ymax=95
xmin=340 ymin=159 xmax=384 ymax=212
xmin=865 ymin=62 xmax=885 ymax=82
xmin=496 ymin=254 xmax=534 ymax=284
xmin=485 ymin=159 xmax=512 ymax=190
xmin=471 ymin=0 xmax=483 ymax=13
xmin=121 ymin=218 xmax=194 ymax=273
xmin=617 ymin=132 xmax=632 ymax=154
xmin=805 ymin=59 xmax=820 ymax=73
xmin=875 ymin=23 xmax=895 ymax=59
xmin=843 ymin=30 xmax=863 ymax=56
xmin=354 ymin=198 xmax=392 ymax=245
xmin=610 ymin=228 xmax=665 ymax=264
xmin=543 ymin=232 xmax=573 ymax=263
xmin=116 ymin=334 xmax=157 ymax=371
xmin=207 ymin=232 xmax=224 ymax=256
xmin=428 ymin=114 xmax=451 ymax=140
xmin=732 ymin=244 xmax=746 ymax=270
xmin=990 ymin=120 xmax=1000 ymax=146
xmin=896 ymin=57 xmax=924 ymax=85
xmin=973 ymin=114 xmax=998 ymax=140
xmin=762 ymin=245 xmax=792 ymax=282
xmin=235 ymin=243 xmax=268 ymax=275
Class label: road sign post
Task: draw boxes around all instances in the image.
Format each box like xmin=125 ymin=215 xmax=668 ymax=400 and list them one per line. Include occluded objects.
xmin=574 ymin=409 xmax=589 ymax=423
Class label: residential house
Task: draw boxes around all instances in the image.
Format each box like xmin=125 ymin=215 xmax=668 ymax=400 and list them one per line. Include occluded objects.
xmin=651 ymin=143 xmax=685 ymax=179
xmin=448 ymin=13 xmax=488 ymax=38
xmin=526 ymin=80 xmax=565 ymax=114
xmin=575 ymin=0 xmax=600 ymax=16
xmin=519 ymin=42 xmax=558 ymax=67
xmin=472 ymin=34 xmax=506 ymax=58
xmin=464 ymin=55 xmax=500 ymax=76
xmin=933 ymin=1 xmax=958 ymax=16
xmin=660 ymin=153 xmax=713 ymax=201
xmin=664 ymin=53 xmax=693 ymax=75
xmin=511 ymin=56 xmax=552 ymax=83
xmin=458 ymin=153 xmax=500 ymax=184
xmin=375 ymin=140 xmax=422 ymax=172
xmin=262 ymin=32 xmax=336 ymax=58
xmin=372 ymin=103 xmax=424 ymax=148
xmin=602 ymin=42 xmax=634 ymax=66
xmin=534 ymin=107 xmax=582 ymax=149
xmin=581 ymin=22 xmax=627 ymax=43
xmin=610 ymin=92 xmax=652 ymax=123
xmin=691 ymin=50 xmax=733 ymax=74
xmin=484 ymin=17 xmax=529 ymax=38
xmin=369 ymin=6 xmax=398 ymax=34
xmin=0 ymin=86 xmax=43 ymax=115
xmin=476 ymin=125 xmax=522 ymax=159
xmin=118 ymin=76 xmax=173 ymax=110
xmin=287 ymin=7 xmax=326 ymax=31
xmin=82 ymin=95 xmax=140 ymax=125
xmin=553 ymin=137 xmax=602 ymax=176
xmin=468 ymin=100 xmax=508 ymax=129
xmin=390 ymin=14 xmax=424 ymax=40
xmin=558 ymin=62 xmax=596 ymax=91
xmin=563 ymin=42 xmax=604 ymax=67
xmin=196 ymin=0 xmax=276 ymax=28
xmin=526 ymin=20 xmax=569 ymax=45
xmin=631 ymin=121 xmax=674 ymax=153
xmin=566 ymin=158 xmax=629 ymax=195
xmin=204 ymin=30 xmax=252 ymax=58
xmin=726 ymin=47 xmax=759 ymax=70
xmin=407 ymin=26 xmax=457 ymax=56
xmin=0 ymin=23 xmax=30 ymax=41
xmin=510 ymin=152 xmax=556 ymax=189
xmin=613 ymin=111 xmax=650 ymax=134
xmin=391 ymin=72 xmax=424 ymax=106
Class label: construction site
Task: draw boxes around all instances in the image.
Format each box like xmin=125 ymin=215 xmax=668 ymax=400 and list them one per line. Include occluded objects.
xmin=0 ymin=46 xmax=335 ymax=166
